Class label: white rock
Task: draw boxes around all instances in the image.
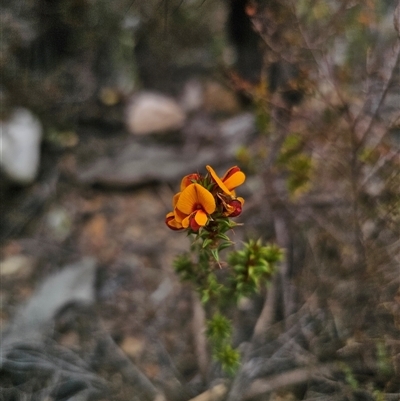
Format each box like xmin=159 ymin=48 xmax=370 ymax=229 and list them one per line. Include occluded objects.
xmin=0 ymin=255 xmax=33 ymax=277
xmin=126 ymin=92 xmax=186 ymax=135
xmin=1 ymin=108 xmax=42 ymax=184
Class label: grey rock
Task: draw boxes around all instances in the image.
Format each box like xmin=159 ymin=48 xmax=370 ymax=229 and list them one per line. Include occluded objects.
xmin=78 ymin=143 xmax=221 ymax=187
xmin=219 ymin=112 xmax=256 ymax=155
xmin=1 ymin=258 xmax=96 ymax=347
xmin=78 ymin=113 xmax=256 ymax=188
xmin=150 ymin=277 xmax=173 ymax=305
xmin=0 ymin=108 xmax=42 ymax=184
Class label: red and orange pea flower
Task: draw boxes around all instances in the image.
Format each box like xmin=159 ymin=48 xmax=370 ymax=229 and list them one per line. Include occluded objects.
xmin=205 ymin=165 xmax=245 ymax=196
xmin=180 ymin=173 xmax=200 ymax=191
xmin=206 ymin=165 xmax=245 ymax=217
xmin=165 ymin=165 xmax=246 ymax=231
xmin=166 ymin=183 xmax=216 ymax=231
xmin=177 ymin=183 xmax=216 ymax=230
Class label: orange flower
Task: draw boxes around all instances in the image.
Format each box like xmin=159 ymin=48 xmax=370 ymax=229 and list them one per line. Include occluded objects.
xmin=226 ymin=199 xmax=243 ymax=217
xmin=175 ymin=183 xmax=216 ymax=231
xmin=206 ymin=165 xmax=245 ymax=196
xmin=206 ymin=165 xmax=245 ymax=216
xmin=166 ymin=166 xmax=245 ymax=231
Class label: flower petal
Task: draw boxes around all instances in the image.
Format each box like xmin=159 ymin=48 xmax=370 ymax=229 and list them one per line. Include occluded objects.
xmin=176 ymin=183 xmax=216 ymax=215
xmin=166 ymin=212 xmax=184 ymax=230
xmin=194 ymin=210 xmax=208 ymax=226
xmin=176 ymin=184 xmax=199 ymax=214
xmin=190 ymin=217 xmax=201 ymax=231
xmin=223 ymin=170 xmax=246 ymax=191
xmin=206 ymin=165 xmax=232 ymax=195
xmin=166 ymin=212 xmax=175 ymax=220
xmin=174 ymin=207 xmax=187 ymax=223
xmin=194 ymin=184 xmax=216 ymax=214
xmin=237 ymin=196 xmax=245 ymax=205
xmin=221 ymin=166 xmax=241 ymax=181
xmin=172 ymin=192 xmax=181 ymax=208
xmin=182 ymin=214 xmax=192 ymax=228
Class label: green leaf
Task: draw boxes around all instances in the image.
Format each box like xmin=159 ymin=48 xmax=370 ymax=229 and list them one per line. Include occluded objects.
xmin=218 ymin=242 xmax=232 ymax=252
xmin=201 ymin=290 xmax=210 ymax=304
xmin=218 ymin=218 xmax=237 ymax=231
xmin=211 ymin=249 xmax=220 ymax=263
xmin=233 ymin=264 xmax=244 ymax=272
xmin=256 ymin=263 xmax=270 ymax=274
xmin=248 ymin=266 xmax=255 ymax=278
xmin=216 ymin=233 xmax=231 ymax=242
xmin=202 ymin=238 xmax=213 ymax=249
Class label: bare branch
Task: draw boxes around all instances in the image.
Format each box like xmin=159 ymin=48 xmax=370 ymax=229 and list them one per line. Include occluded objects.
xmin=192 ymin=291 xmax=209 ymax=381
xmin=243 ymin=363 xmax=338 ymax=400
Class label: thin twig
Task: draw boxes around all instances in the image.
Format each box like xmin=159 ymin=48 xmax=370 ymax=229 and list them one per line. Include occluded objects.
xmin=243 ymin=363 xmax=338 ymax=400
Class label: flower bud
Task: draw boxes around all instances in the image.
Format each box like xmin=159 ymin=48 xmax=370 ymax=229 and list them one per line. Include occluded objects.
xmin=227 ymin=199 xmax=242 ymax=217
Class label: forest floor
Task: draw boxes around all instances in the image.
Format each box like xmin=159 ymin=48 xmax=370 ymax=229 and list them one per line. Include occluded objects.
xmin=1 ymin=106 xmax=400 ymax=401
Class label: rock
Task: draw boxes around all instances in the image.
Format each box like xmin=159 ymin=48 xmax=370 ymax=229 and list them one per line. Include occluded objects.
xmin=219 ymin=112 xmax=256 ymax=153
xmin=150 ymin=278 xmax=173 ymax=305
xmin=78 ymin=142 xmax=222 ymax=188
xmin=126 ymin=92 xmax=186 ymax=135
xmin=78 ymin=114 xmax=255 ymax=188
xmin=0 ymin=108 xmax=42 ymax=184
xmin=2 ymin=257 xmax=96 ymax=346
xmin=0 ymin=255 xmax=34 ymax=277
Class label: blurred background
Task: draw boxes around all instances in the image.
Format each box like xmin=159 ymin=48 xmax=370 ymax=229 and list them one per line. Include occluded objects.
xmin=1 ymin=0 xmax=400 ymax=400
